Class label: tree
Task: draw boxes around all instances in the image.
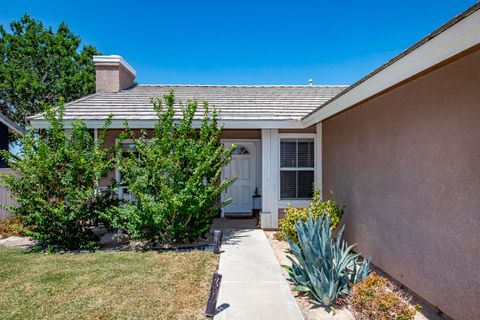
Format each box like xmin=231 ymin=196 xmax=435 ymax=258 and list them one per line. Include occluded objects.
xmin=0 ymin=14 xmax=100 ymax=126
xmin=115 ymin=91 xmax=235 ymax=243
xmin=0 ymin=102 xmax=116 ymax=250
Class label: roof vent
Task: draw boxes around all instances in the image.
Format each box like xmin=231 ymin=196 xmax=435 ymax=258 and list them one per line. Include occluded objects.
xmin=308 ymin=79 xmax=313 ymax=86
xmin=93 ymin=55 xmax=136 ymax=93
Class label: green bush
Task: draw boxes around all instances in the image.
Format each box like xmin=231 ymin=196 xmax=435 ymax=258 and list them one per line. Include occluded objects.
xmin=0 ymin=103 xmax=116 ymax=250
xmin=286 ymin=213 xmax=370 ymax=306
xmin=114 ymin=91 xmax=235 ymax=243
xmin=348 ymin=272 xmax=421 ymax=320
xmin=279 ymin=189 xmax=344 ymax=245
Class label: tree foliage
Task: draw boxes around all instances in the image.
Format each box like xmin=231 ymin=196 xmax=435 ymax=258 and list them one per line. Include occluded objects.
xmin=0 ymin=14 xmax=100 ymax=126
xmin=0 ymin=103 xmax=116 ymax=249
xmin=114 ymin=91 xmax=235 ymax=243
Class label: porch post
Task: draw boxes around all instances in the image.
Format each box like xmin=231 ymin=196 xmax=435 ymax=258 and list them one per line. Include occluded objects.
xmin=261 ymin=129 xmax=279 ymax=228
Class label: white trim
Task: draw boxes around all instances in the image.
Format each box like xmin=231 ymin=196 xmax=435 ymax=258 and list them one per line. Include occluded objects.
xmin=30 ymin=119 xmax=305 ymax=129
xmin=261 ymin=129 xmax=280 ymax=228
xmin=93 ymin=55 xmax=137 ymax=77
xmin=302 ymin=9 xmax=480 ymax=127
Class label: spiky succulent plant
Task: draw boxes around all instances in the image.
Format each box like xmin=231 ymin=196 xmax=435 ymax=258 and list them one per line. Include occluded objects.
xmin=285 ymin=213 xmax=370 ymax=306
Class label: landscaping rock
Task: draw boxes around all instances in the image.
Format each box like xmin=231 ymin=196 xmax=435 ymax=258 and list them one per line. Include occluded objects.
xmin=0 ymin=236 xmax=37 ymax=249
xmin=100 ymin=232 xmax=129 ymax=248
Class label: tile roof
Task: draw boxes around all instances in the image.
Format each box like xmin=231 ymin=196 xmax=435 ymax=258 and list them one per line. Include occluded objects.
xmin=28 ymin=84 xmax=347 ymax=122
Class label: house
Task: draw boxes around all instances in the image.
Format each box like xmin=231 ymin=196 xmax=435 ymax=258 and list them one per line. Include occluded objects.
xmin=29 ymin=56 xmax=347 ymax=223
xmin=0 ymin=113 xmax=24 ymax=220
xmin=28 ymin=3 xmax=480 ymax=319
xmin=0 ymin=113 xmax=23 ymax=168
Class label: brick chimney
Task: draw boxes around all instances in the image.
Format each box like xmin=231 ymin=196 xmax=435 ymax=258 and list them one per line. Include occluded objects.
xmin=93 ymin=55 xmax=136 ymax=93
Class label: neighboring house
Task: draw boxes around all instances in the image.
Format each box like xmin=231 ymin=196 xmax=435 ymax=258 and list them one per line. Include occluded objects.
xmin=0 ymin=113 xmax=24 ymax=220
xmin=28 ymin=3 xmax=480 ymax=319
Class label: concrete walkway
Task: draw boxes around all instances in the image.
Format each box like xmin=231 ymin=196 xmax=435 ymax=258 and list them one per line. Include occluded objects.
xmin=214 ymin=229 xmax=303 ymax=320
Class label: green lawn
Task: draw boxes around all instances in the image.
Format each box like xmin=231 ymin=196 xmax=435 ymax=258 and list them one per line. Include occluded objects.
xmin=0 ymin=248 xmax=218 ymax=320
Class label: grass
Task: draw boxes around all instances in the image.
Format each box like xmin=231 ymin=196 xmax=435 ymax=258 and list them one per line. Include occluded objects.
xmin=0 ymin=247 xmax=218 ymax=320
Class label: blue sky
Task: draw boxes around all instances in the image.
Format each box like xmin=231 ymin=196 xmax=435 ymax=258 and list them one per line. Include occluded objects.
xmin=0 ymin=0 xmax=477 ymax=85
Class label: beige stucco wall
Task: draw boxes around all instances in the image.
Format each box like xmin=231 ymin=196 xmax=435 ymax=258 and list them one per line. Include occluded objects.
xmin=95 ymin=64 xmax=135 ymax=92
xmin=221 ymin=129 xmax=261 ymax=139
xmin=322 ymin=48 xmax=480 ymax=320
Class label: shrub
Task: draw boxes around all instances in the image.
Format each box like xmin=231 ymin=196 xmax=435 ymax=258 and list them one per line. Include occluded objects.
xmin=0 ymin=216 xmax=26 ymax=237
xmin=348 ymin=272 xmax=421 ymax=320
xmin=279 ymin=189 xmax=344 ymax=244
xmin=114 ymin=91 xmax=235 ymax=243
xmin=0 ymin=103 xmax=116 ymax=249
xmin=286 ymin=213 xmax=370 ymax=306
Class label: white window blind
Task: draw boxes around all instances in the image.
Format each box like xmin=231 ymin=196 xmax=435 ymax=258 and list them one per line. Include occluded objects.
xmin=280 ymin=138 xmax=314 ymax=199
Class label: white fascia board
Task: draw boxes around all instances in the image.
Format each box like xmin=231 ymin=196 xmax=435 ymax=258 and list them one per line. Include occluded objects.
xmin=92 ymin=55 xmax=137 ymax=77
xmin=29 ymin=119 xmax=305 ymax=129
xmin=302 ymin=9 xmax=480 ymax=127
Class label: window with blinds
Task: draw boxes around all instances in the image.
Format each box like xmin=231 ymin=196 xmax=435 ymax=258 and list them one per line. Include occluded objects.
xmin=280 ymin=138 xmax=314 ymax=199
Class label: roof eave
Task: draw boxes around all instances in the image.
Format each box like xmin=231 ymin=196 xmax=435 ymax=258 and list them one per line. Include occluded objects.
xmin=302 ymin=3 xmax=480 ymax=127
xmin=0 ymin=114 xmax=24 ymax=136
xmin=29 ymin=118 xmax=306 ymax=130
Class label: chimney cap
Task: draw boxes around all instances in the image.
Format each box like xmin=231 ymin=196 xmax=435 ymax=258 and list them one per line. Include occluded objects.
xmin=93 ymin=55 xmax=136 ymax=77
xmin=308 ymin=79 xmax=313 ymax=86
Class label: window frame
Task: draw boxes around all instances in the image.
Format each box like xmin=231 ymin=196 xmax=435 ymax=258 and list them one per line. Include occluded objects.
xmin=278 ymin=134 xmax=316 ymax=200
xmin=115 ymin=139 xmax=142 ymax=203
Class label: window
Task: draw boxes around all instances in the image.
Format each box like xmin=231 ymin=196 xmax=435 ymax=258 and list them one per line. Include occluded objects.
xmin=116 ymin=142 xmax=139 ymax=203
xmin=231 ymin=145 xmax=249 ymax=155
xmin=280 ymin=138 xmax=314 ymax=199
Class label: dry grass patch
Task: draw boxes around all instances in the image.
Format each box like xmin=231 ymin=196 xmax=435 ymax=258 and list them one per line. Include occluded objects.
xmin=0 ymin=248 xmax=218 ymax=320
xmin=347 ymin=272 xmax=421 ymax=320
xmin=0 ymin=216 xmax=26 ymax=237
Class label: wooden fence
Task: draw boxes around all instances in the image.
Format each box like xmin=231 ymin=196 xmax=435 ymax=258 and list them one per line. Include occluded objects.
xmin=0 ymin=168 xmax=16 ymax=220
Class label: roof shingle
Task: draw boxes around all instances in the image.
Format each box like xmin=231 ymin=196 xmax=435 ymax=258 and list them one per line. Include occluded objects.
xmin=28 ymin=84 xmax=347 ymax=122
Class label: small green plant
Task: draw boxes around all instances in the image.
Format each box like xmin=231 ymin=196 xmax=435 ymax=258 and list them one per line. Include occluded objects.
xmin=348 ymin=272 xmax=421 ymax=320
xmin=286 ymin=213 xmax=370 ymax=306
xmin=0 ymin=103 xmax=116 ymax=250
xmin=114 ymin=91 xmax=235 ymax=243
xmin=279 ymin=189 xmax=344 ymax=245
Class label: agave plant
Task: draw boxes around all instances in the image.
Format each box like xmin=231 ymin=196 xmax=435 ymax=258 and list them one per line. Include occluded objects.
xmin=285 ymin=213 xmax=370 ymax=306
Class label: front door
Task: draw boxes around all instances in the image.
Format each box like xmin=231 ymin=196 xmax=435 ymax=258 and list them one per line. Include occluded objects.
xmin=222 ymin=142 xmax=256 ymax=214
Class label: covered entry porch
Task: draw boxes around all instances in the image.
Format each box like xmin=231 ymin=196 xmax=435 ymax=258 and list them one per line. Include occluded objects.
xmin=220 ymin=125 xmax=321 ymax=229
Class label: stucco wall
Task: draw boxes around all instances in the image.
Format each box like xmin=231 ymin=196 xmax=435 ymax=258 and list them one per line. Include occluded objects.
xmin=322 ymin=49 xmax=480 ymax=320
xmin=95 ymin=64 xmax=135 ymax=92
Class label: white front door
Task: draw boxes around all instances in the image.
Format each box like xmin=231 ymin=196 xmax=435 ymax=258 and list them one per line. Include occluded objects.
xmin=222 ymin=142 xmax=256 ymax=214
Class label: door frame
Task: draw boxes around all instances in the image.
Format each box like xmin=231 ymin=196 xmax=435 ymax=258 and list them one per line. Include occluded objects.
xmin=220 ymin=139 xmax=261 ymax=217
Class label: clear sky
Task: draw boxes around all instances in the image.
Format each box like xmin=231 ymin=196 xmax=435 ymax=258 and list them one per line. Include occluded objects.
xmin=0 ymin=0 xmax=477 ymax=85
